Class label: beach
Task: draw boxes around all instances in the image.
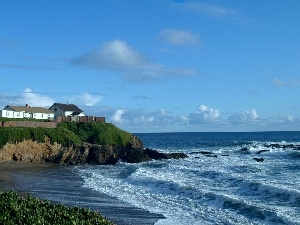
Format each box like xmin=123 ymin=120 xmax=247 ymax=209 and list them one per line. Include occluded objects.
xmin=0 ymin=161 xmax=164 ymax=225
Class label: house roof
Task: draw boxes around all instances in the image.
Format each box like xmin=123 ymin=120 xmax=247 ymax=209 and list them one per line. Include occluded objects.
xmin=5 ymin=105 xmax=53 ymax=114
xmin=52 ymin=103 xmax=83 ymax=113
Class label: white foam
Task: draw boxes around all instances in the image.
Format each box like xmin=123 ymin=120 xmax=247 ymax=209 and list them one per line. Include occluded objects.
xmin=75 ymin=139 xmax=300 ymax=224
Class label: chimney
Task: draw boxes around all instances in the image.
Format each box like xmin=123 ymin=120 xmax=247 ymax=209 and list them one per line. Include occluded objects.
xmin=26 ymin=104 xmax=29 ymax=108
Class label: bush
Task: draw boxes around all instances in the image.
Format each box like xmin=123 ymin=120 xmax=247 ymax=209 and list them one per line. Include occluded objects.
xmin=59 ymin=122 xmax=131 ymax=147
xmin=0 ymin=191 xmax=114 ymax=225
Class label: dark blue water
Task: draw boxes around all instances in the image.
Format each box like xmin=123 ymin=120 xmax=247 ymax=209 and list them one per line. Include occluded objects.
xmin=136 ymin=132 xmax=300 ymax=151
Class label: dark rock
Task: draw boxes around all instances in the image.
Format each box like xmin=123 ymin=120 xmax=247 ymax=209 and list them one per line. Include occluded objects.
xmin=200 ymin=151 xmax=214 ymax=155
xmin=205 ymin=154 xmax=217 ymax=158
xmin=143 ymin=148 xmax=188 ymax=161
xmin=144 ymin=148 xmax=170 ymax=160
xmin=240 ymin=147 xmax=251 ymax=154
xmin=119 ymin=147 xmax=151 ymax=163
xmin=253 ymin=157 xmax=264 ymax=162
xmin=190 ymin=151 xmax=214 ymax=155
xmin=168 ymin=153 xmax=188 ymax=159
xmin=256 ymin=150 xmax=269 ymax=154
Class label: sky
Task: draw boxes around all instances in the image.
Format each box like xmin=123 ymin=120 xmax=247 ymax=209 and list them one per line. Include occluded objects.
xmin=1 ymin=0 xmax=300 ymax=133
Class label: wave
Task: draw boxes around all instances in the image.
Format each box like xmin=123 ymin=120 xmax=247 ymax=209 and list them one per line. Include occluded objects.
xmin=76 ymin=154 xmax=300 ymax=224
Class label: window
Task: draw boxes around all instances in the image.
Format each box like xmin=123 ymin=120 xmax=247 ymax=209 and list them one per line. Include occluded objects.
xmin=54 ymin=108 xmax=57 ymax=112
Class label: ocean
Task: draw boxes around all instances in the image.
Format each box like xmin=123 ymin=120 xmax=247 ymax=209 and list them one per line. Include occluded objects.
xmin=11 ymin=132 xmax=300 ymax=225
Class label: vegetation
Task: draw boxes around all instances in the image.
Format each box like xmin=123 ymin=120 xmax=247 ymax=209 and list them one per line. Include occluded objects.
xmin=0 ymin=122 xmax=132 ymax=148
xmin=58 ymin=122 xmax=132 ymax=147
xmin=0 ymin=126 xmax=82 ymax=149
xmin=0 ymin=191 xmax=114 ymax=225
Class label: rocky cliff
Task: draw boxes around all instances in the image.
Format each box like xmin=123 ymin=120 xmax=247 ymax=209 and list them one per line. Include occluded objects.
xmin=0 ymin=134 xmax=187 ymax=165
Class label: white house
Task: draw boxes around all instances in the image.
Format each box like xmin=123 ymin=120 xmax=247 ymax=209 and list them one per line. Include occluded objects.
xmin=49 ymin=103 xmax=85 ymax=121
xmin=0 ymin=104 xmax=54 ymax=120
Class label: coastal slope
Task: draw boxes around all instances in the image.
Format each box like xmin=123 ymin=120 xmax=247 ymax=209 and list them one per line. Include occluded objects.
xmin=0 ymin=121 xmax=187 ymax=165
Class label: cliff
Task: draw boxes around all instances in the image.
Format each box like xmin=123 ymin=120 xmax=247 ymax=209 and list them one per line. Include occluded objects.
xmin=0 ymin=122 xmax=187 ymax=165
xmin=0 ymin=137 xmax=187 ymax=165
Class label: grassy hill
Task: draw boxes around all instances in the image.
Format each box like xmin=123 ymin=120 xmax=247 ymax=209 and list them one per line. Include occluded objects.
xmin=0 ymin=121 xmax=132 ymax=149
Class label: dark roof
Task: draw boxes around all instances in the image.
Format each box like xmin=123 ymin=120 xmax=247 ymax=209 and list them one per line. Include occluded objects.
xmin=5 ymin=105 xmax=53 ymax=114
xmin=71 ymin=112 xmax=82 ymax=116
xmin=53 ymin=103 xmax=83 ymax=113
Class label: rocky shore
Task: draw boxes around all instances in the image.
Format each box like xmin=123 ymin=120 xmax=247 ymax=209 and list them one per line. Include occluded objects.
xmin=0 ymin=135 xmax=187 ymax=165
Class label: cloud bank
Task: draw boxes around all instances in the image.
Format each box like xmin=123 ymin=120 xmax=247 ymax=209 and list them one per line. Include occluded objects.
xmin=72 ymin=40 xmax=196 ymax=82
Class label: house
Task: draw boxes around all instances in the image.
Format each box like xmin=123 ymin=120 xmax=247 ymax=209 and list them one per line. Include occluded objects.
xmin=49 ymin=103 xmax=85 ymax=121
xmin=0 ymin=104 xmax=54 ymax=120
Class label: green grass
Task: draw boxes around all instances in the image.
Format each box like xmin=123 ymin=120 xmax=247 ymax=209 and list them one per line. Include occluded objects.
xmin=0 ymin=121 xmax=133 ymax=148
xmin=58 ymin=122 xmax=132 ymax=147
xmin=0 ymin=191 xmax=114 ymax=225
xmin=0 ymin=126 xmax=82 ymax=149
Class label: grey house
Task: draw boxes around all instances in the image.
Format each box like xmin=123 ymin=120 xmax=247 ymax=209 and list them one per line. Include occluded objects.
xmin=49 ymin=103 xmax=85 ymax=121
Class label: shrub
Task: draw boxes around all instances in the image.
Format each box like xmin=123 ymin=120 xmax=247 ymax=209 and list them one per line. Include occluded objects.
xmin=0 ymin=191 xmax=114 ymax=225
xmin=59 ymin=122 xmax=131 ymax=147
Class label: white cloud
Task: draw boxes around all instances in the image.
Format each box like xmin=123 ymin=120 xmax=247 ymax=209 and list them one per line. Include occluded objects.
xmin=134 ymin=115 xmax=155 ymax=123
xmin=173 ymin=1 xmax=258 ymax=27
xmin=228 ymin=109 xmax=258 ymax=123
xmin=272 ymin=77 xmax=300 ymax=87
xmin=72 ymin=39 xmax=196 ymax=82
xmin=189 ymin=105 xmax=220 ymax=124
xmin=111 ymin=109 xmax=126 ymax=123
xmin=73 ymin=40 xmax=148 ymax=70
xmin=108 ymin=108 xmax=185 ymax=128
xmin=81 ymin=93 xmax=103 ymax=106
xmin=21 ymin=88 xmax=55 ymax=107
xmin=67 ymin=92 xmax=103 ymax=107
xmin=158 ymin=29 xmax=200 ymax=46
xmin=277 ymin=114 xmax=296 ymax=123
xmin=272 ymin=77 xmax=287 ymax=86
xmin=177 ymin=2 xmax=235 ymax=17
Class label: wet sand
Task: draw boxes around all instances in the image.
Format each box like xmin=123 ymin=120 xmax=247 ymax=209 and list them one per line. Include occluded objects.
xmin=0 ymin=161 xmax=164 ymax=225
xmin=0 ymin=161 xmax=57 ymax=193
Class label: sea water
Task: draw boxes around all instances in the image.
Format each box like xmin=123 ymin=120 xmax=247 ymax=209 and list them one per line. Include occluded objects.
xmin=12 ymin=132 xmax=300 ymax=224
xmin=75 ymin=132 xmax=300 ymax=225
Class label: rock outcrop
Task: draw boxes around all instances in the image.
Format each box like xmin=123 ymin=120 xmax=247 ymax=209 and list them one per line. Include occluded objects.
xmin=0 ymin=135 xmax=187 ymax=165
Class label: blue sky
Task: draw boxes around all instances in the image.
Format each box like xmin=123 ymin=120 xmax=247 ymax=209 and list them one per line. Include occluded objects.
xmin=1 ymin=0 xmax=300 ymax=133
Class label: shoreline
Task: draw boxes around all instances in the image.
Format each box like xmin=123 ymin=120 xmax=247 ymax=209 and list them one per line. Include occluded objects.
xmin=0 ymin=161 xmax=165 ymax=225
